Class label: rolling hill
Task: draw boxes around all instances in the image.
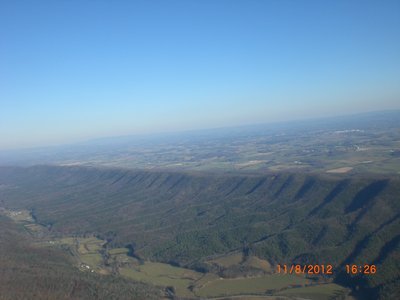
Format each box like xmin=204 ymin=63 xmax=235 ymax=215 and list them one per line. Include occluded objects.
xmin=0 ymin=214 xmax=163 ymax=300
xmin=0 ymin=165 xmax=399 ymax=298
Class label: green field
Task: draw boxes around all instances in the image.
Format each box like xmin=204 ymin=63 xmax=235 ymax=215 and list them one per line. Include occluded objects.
xmin=242 ymin=256 xmax=272 ymax=272
xmin=81 ymin=253 xmax=103 ymax=267
xmin=55 ymin=236 xmax=105 ymax=270
xmin=276 ymin=283 xmax=351 ymax=300
xmin=2 ymin=164 xmax=398 ymax=299
xmin=119 ymin=261 xmax=203 ymax=297
xmin=3 ymin=209 xmax=33 ymax=222
xmin=209 ymin=253 xmax=243 ymax=267
xmin=195 ymin=274 xmax=310 ymax=298
xmin=0 ymin=215 xmax=163 ymax=300
xmin=109 ymin=247 xmax=129 ymax=255
xmin=1 ymin=200 xmax=356 ymax=300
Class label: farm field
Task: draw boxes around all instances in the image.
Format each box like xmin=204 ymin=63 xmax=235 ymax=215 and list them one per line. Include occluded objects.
xmin=1 ymin=0 xmax=399 ymax=296
xmin=1 ymin=165 xmax=398 ymax=299
xmin=2 ymin=111 xmax=400 ymax=176
xmin=119 ymin=262 xmax=202 ymax=297
xmin=195 ymin=274 xmax=309 ymax=298
xmin=208 ymin=253 xmax=244 ymax=267
xmin=50 ymin=238 xmax=352 ymax=299
xmin=276 ymin=283 xmax=351 ymax=300
xmin=34 ymin=233 xmax=350 ymax=299
xmin=208 ymin=253 xmax=272 ymax=273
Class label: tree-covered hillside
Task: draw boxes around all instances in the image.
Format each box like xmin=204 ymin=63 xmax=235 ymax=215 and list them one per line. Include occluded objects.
xmin=0 ymin=165 xmax=399 ymax=299
xmin=0 ymin=215 xmax=163 ymax=300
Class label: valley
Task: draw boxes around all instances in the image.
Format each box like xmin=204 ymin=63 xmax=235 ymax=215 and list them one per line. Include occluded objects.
xmin=2 ymin=0 xmax=400 ymax=297
xmin=1 ymin=164 xmax=399 ymax=299
xmin=1 ymin=207 xmax=350 ymax=299
xmin=1 ymin=111 xmax=400 ymax=176
xmin=0 ymin=214 xmax=164 ymax=300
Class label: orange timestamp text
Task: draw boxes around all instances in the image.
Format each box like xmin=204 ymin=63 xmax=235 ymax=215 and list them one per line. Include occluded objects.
xmin=276 ymin=264 xmax=378 ymax=275
xmin=345 ymin=264 xmax=377 ymax=274
xmin=276 ymin=264 xmax=333 ymax=275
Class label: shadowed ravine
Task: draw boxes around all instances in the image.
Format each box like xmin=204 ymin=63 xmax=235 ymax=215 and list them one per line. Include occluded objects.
xmin=0 ymin=165 xmax=399 ymax=299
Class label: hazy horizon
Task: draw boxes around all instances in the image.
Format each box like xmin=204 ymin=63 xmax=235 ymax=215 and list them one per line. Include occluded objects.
xmin=1 ymin=0 xmax=400 ymax=150
xmin=0 ymin=108 xmax=398 ymax=152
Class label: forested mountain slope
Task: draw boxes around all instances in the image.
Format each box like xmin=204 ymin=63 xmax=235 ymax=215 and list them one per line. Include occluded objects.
xmin=0 ymin=215 xmax=163 ymax=300
xmin=0 ymin=165 xmax=399 ymax=298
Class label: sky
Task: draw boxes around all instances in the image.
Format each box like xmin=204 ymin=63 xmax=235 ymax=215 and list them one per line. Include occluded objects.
xmin=1 ymin=0 xmax=400 ymax=150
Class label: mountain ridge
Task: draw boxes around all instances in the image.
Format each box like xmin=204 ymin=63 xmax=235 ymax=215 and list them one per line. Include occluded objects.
xmin=0 ymin=164 xmax=398 ymax=299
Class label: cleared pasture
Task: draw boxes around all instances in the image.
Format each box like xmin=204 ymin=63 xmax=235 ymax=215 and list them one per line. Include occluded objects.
xmin=119 ymin=262 xmax=203 ymax=297
xmin=195 ymin=274 xmax=310 ymax=298
xmin=208 ymin=253 xmax=243 ymax=267
xmin=276 ymin=283 xmax=350 ymax=300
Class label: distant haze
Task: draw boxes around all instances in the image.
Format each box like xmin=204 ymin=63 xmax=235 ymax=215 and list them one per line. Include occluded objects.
xmin=1 ymin=0 xmax=400 ymax=150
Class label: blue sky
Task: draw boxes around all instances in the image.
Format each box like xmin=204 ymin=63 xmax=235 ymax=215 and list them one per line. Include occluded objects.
xmin=1 ymin=0 xmax=399 ymax=149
